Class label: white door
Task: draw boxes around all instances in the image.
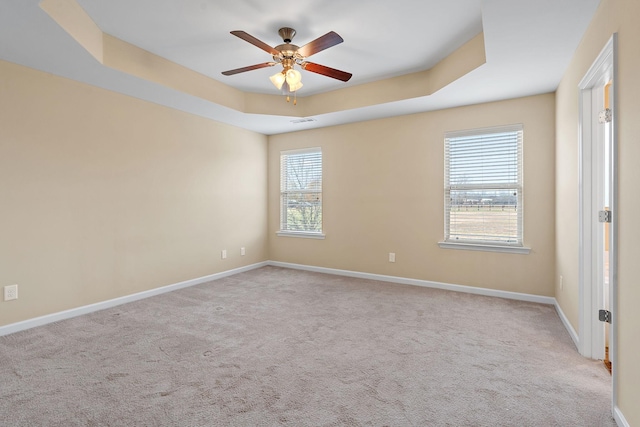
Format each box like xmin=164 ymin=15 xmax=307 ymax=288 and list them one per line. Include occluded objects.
xmin=578 ymin=33 xmax=617 ymax=411
xmin=592 ymin=80 xmax=613 ymax=368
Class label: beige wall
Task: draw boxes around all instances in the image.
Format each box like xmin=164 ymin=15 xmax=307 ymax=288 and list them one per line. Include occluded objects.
xmin=555 ymin=0 xmax=640 ymax=423
xmin=0 ymin=60 xmax=269 ymax=327
xmin=6 ymin=4 xmax=638 ymax=416
xmin=269 ymin=94 xmax=556 ymax=296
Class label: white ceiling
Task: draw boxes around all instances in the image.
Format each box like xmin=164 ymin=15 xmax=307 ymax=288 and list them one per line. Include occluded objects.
xmin=0 ymin=0 xmax=600 ymax=135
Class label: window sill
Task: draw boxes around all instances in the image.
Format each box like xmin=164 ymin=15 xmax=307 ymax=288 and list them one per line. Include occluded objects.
xmin=277 ymin=231 xmax=326 ymax=240
xmin=438 ymin=241 xmax=530 ymax=254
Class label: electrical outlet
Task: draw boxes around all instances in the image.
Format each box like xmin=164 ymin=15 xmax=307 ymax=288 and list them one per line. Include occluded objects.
xmin=240 ymin=247 xmax=246 ymax=256
xmin=389 ymin=253 xmax=396 ymax=263
xmin=221 ymin=249 xmax=227 ymax=259
xmin=4 ymin=284 xmax=18 ymax=301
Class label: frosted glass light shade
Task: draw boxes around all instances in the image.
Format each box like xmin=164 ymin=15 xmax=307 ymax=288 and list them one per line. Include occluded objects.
xmin=270 ymin=72 xmax=285 ymax=90
xmin=285 ymin=69 xmax=302 ymax=86
xmin=289 ymin=81 xmax=303 ymax=92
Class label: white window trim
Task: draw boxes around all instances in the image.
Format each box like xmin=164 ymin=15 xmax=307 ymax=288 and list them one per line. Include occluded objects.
xmin=438 ymin=241 xmax=530 ymax=254
xmin=442 ymin=124 xmax=527 ymax=253
xmin=279 ymin=147 xmax=323 ymax=238
xmin=276 ymin=231 xmax=326 ymax=239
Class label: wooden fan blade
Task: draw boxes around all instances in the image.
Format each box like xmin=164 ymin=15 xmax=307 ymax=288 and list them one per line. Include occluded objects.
xmin=298 ymin=31 xmax=344 ymax=57
xmin=230 ymin=31 xmax=280 ymax=56
xmin=221 ymin=62 xmax=276 ymax=76
xmin=302 ymin=62 xmax=352 ymax=82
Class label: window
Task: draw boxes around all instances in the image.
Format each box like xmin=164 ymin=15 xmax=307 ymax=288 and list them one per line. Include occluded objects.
xmin=278 ymin=147 xmax=324 ymax=238
xmin=441 ymin=124 xmax=527 ymax=252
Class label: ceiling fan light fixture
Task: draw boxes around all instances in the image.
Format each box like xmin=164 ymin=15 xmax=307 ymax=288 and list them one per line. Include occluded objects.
xmin=269 ymin=71 xmax=286 ymax=90
xmin=285 ymin=69 xmax=302 ymax=86
xmin=223 ymin=27 xmax=351 ymax=105
xmin=288 ymin=81 xmax=303 ymax=92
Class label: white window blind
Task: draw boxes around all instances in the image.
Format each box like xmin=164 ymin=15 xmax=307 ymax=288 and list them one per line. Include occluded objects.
xmin=444 ymin=124 xmax=523 ymax=246
xmin=280 ymin=148 xmax=322 ymax=234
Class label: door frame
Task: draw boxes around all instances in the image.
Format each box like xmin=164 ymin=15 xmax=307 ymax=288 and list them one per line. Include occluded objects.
xmin=578 ymin=33 xmax=617 ymax=408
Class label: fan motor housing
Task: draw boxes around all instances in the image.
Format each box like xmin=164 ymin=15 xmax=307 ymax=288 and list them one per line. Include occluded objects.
xmin=274 ymin=43 xmax=300 ymax=60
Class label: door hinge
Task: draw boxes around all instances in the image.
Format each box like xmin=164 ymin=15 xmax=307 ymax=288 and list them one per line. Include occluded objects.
xmin=598 ymin=210 xmax=612 ymax=223
xmin=599 ymin=309 xmax=612 ymax=324
xmin=599 ymin=108 xmax=612 ymax=124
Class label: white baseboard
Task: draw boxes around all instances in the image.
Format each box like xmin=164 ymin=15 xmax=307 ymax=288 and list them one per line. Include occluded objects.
xmin=553 ymin=299 xmax=580 ymax=350
xmin=2 ymin=259 xmax=622 ymax=424
xmin=0 ymin=260 xmax=570 ymax=339
xmin=614 ymin=406 xmax=630 ymax=427
xmin=0 ymin=261 xmax=269 ymax=337
xmin=268 ymin=261 xmax=556 ymax=305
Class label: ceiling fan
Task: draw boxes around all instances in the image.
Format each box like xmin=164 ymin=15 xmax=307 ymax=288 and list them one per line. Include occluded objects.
xmin=221 ymin=27 xmax=352 ymax=98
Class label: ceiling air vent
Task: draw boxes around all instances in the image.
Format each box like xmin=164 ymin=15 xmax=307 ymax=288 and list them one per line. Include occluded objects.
xmin=290 ymin=118 xmax=317 ymax=124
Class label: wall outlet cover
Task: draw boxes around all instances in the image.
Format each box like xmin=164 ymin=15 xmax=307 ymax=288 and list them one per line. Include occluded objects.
xmin=4 ymin=284 xmax=18 ymax=301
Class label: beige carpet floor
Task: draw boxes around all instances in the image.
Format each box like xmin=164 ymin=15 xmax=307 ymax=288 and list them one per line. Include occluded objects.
xmin=0 ymin=266 xmax=615 ymax=426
